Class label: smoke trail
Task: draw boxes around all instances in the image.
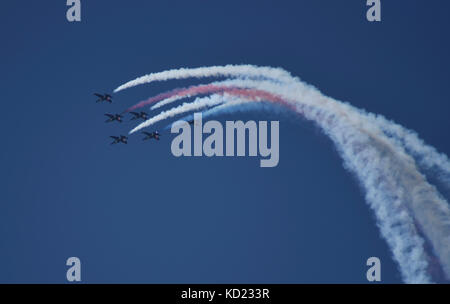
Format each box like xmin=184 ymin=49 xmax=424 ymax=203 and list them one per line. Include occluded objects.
xmin=187 ymin=93 xmax=450 ymax=283
xmin=123 ymin=79 xmax=282 ymax=114
xmin=167 ymin=102 xmax=237 ymax=131
xmin=165 ymin=99 xmax=268 ymax=131
xmin=118 ymin=66 xmax=450 ymax=283
xmin=367 ymin=114 xmax=450 ymax=188
xmin=124 ymin=79 xmax=253 ymax=113
xmin=174 ymin=79 xmax=450 ymax=187
xmin=130 ymin=88 xmax=293 ymax=134
xmin=113 ymin=64 xmax=294 ymax=93
xmin=135 ymin=78 xmax=318 ymax=115
xmin=129 ymin=94 xmax=232 ymax=134
xmin=150 ymin=83 xmax=231 ymax=110
xmin=127 ymin=83 xmax=232 ymax=113
xmin=195 ymin=86 xmax=450 ymax=282
xmin=150 ymin=79 xmax=273 ymax=110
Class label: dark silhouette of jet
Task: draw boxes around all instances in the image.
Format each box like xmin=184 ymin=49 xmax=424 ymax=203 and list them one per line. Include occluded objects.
xmin=105 ymin=113 xmax=123 ymax=123
xmin=142 ymin=131 xmax=160 ymax=141
xmin=110 ymin=135 xmax=128 ymax=145
xmin=130 ymin=111 xmax=149 ymax=121
xmin=94 ymin=93 xmax=113 ymax=103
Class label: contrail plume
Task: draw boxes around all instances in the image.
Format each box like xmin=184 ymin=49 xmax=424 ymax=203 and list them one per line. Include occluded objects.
xmin=116 ymin=65 xmax=450 ymax=283
xmin=113 ymin=64 xmax=294 ymax=93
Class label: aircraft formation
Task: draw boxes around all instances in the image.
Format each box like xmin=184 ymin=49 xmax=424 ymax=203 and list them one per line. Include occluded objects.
xmin=93 ymin=93 xmax=161 ymax=145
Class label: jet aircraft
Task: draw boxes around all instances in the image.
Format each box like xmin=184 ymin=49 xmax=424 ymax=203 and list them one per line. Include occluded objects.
xmin=94 ymin=93 xmax=113 ymax=103
xmin=130 ymin=111 xmax=149 ymax=120
xmin=105 ymin=113 xmax=123 ymax=123
xmin=110 ymin=135 xmax=128 ymax=145
xmin=142 ymin=131 xmax=160 ymax=141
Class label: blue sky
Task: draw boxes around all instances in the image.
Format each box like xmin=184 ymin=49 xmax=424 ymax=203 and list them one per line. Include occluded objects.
xmin=0 ymin=1 xmax=449 ymax=283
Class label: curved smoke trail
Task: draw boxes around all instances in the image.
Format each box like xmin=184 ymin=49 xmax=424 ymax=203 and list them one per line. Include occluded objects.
xmin=367 ymin=114 xmax=450 ymax=188
xmin=124 ymin=79 xmax=293 ymax=113
xmin=123 ymin=79 xmax=257 ymax=113
xmin=125 ymin=82 xmax=235 ymax=113
xmin=116 ymin=65 xmax=450 ymax=283
xmin=113 ymin=64 xmax=293 ymax=93
xmin=132 ymin=77 xmax=450 ymax=189
xmin=150 ymin=81 xmax=238 ymax=110
xmin=150 ymin=79 xmax=282 ymax=110
xmin=166 ymin=100 xmax=277 ymax=131
xmin=129 ymin=87 xmax=293 ymax=134
xmin=129 ymin=94 xmax=228 ymax=134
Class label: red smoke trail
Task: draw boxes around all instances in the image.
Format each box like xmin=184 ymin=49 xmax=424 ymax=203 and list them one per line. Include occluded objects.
xmin=124 ymin=84 xmax=296 ymax=113
xmin=123 ymin=85 xmax=227 ymax=113
xmin=216 ymin=87 xmax=295 ymax=111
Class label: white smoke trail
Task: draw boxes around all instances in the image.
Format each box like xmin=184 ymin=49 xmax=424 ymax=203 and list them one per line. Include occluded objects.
xmin=118 ymin=66 xmax=450 ymax=283
xmin=189 ymin=93 xmax=450 ymax=283
xmin=199 ymin=95 xmax=450 ymax=283
xmin=167 ymin=99 xmax=260 ymax=130
xmin=113 ymin=64 xmax=294 ymax=93
xmin=191 ymin=78 xmax=450 ymax=185
xmin=151 ymin=94 xmax=187 ymax=110
xmin=150 ymin=79 xmax=243 ymax=110
xmin=129 ymin=94 xmax=235 ymax=134
xmin=366 ymin=113 xmax=450 ymax=187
